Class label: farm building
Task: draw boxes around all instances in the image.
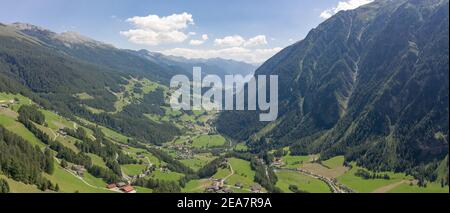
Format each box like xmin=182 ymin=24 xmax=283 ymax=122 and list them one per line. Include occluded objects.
xmin=251 ymin=184 xmax=262 ymax=193
xmin=117 ymin=182 xmax=127 ymax=188
xmin=71 ymin=165 xmax=86 ymax=177
xmin=121 ymin=185 xmax=136 ymax=193
xmin=106 ymin=183 xmax=117 ymax=189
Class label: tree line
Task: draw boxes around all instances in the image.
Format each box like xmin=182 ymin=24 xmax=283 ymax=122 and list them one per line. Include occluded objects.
xmin=0 ymin=125 xmax=58 ymax=191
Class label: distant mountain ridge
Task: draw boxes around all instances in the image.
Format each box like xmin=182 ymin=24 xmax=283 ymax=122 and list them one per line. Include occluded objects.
xmin=7 ymin=22 xmax=255 ymax=81
xmin=0 ymin=21 xmax=257 ymax=145
xmin=131 ymin=49 xmax=256 ymax=79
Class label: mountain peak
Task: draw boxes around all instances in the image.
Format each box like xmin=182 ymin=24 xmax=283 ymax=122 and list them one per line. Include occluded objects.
xmin=55 ymin=31 xmax=114 ymax=48
xmin=10 ymin=22 xmax=56 ymax=36
xmin=8 ymin=22 xmax=113 ymax=48
xmin=11 ymin=22 xmax=47 ymax=31
xmin=56 ymin=31 xmax=103 ymax=46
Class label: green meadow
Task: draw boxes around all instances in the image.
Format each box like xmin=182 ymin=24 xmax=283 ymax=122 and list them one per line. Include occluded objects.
xmin=275 ymin=170 xmax=331 ymax=193
xmin=192 ymin=134 xmax=226 ymax=148
xmin=281 ymin=154 xmax=310 ymax=169
xmin=180 ymin=153 xmax=216 ymax=171
xmin=225 ymin=158 xmax=257 ymax=189
xmin=182 ymin=179 xmax=211 ymax=193
xmin=337 ymin=163 xmax=411 ymax=193
xmin=122 ymin=164 xmax=147 ymax=176
xmin=0 ymin=114 xmax=46 ymax=148
xmin=321 ymin=156 xmax=345 ymax=169
xmin=388 ymin=182 xmax=449 ymax=193
xmin=0 ymin=174 xmax=42 ymax=193
xmin=149 ymin=170 xmax=184 ymax=182
xmin=43 ymin=162 xmax=111 ymax=193
xmin=87 ymin=153 xmax=108 ymax=169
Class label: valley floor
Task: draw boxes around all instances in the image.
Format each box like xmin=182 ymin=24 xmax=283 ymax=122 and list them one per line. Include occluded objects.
xmin=1 ymin=91 xmax=448 ymax=193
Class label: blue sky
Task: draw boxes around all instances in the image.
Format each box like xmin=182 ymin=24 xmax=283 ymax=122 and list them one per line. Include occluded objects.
xmin=0 ymin=0 xmax=373 ymax=63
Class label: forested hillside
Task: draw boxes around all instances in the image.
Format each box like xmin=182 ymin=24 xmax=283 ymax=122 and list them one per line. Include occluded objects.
xmin=217 ymin=0 xmax=449 ymax=183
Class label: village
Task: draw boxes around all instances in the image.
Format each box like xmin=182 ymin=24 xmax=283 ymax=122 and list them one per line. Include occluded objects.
xmin=204 ymin=177 xmax=263 ymax=193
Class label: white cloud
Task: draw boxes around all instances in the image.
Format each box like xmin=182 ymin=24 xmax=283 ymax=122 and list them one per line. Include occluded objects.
xmin=189 ymin=39 xmax=205 ymax=45
xmin=244 ymin=35 xmax=267 ymax=47
xmin=189 ymin=34 xmax=209 ymax=46
xmin=120 ymin=12 xmax=194 ymax=45
xmin=214 ymin=35 xmax=268 ymax=47
xmin=161 ymin=47 xmax=282 ymax=64
xmin=120 ymin=13 xmax=276 ymax=63
xmin=320 ymin=0 xmax=373 ymax=19
xmin=214 ymin=35 xmax=246 ymax=47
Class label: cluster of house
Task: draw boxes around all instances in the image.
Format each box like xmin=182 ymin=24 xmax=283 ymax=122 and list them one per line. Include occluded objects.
xmin=71 ymin=165 xmax=86 ymax=177
xmin=57 ymin=128 xmax=68 ymax=137
xmin=106 ymin=182 xmax=136 ymax=193
xmin=271 ymin=158 xmax=284 ymax=167
xmin=232 ymin=181 xmax=263 ymax=193
xmin=205 ymin=179 xmax=263 ymax=193
xmin=184 ymin=122 xmax=196 ymax=130
xmin=132 ymin=168 xmax=153 ymax=180
xmin=205 ymin=179 xmax=233 ymax=193
xmin=0 ymin=99 xmax=16 ymax=108
xmin=169 ymin=143 xmax=193 ymax=160
xmin=250 ymin=184 xmax=263 ymax=193
xmin=118 ymin=143 xmax=129 ymax=149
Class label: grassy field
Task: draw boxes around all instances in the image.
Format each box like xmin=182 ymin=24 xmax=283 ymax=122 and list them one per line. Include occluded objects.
xmin=144 ymin=113 xmax=162 ymax=123
xmin=180 ymin=158 xmax=207 ymax=171
xmin=35 ymin=123 xmax=80 ymax=152
xmin=87 ymin=153 xmax=107 ymax=169
xmin=100 ymin=126 xmax=130 ymax=143
xmin=124 ymin=146 xmax=162 ymax=167
xmin=281 ymin=154 xmax=311 ymax=169
xmin=275 ymin=170 xmax=331 ymax=193
xmin=0 ymin=114 xmax=46 ymax=148
xmin=0 ymin=174 xmax=42 ymax=193
xmin=234 ymin=143 xmax=248 ymax=152
xmin=82 ymin=172 xmax=109 ymax=188
xmin=388 ymin=182 xmax=449 ymax=193
xmin=0 ymin=92 xmax=32 ymax=111
xmin=337 ymin=163 xmax=411 ymax=193
xmin=149 ymin=170 xmax=184 ymax=182
xmin=182 ymin=179 xmax=211 ymax=193
xmin=43 ymin=162 xmax=111 ymax=193
xmin=180 ymin=153 xmax=216 ymax=171
xmin=122 ymin=164 xmax=147 ymax=176
xmin=77 ymin=116 xmax=127 ymax=143
xmin=74 ymin=92 xmax=94 ymax=100
xmin=40 ymin=109 xmax=75 ymax=130
xmin=57 ymin=136 xmax=80 ymax=153
xmin=135 ymin=186 xmax=153 ymax=193
xmin=225 ymin=158 xmax=257 ymax=189
xmin=192 ymin=135 xmax=226 ymax=148
xmin=213 ymin=168 xmax=231 ymax=179
xmin=321 ymin=156 xmax=345 ymax=169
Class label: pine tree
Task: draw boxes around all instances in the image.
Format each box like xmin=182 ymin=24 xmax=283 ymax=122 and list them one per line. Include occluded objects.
xmin=44 ymin=148 xmax=55 ymax=174
xmin=0 ymin=179 xmax=10 ymax=193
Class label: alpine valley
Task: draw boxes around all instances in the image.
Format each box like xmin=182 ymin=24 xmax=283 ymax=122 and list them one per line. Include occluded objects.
xmin=0 ymin=0 xmax=448 ymax=193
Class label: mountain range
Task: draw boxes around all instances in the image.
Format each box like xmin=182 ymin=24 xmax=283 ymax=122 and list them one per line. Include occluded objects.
xmin=0 ymin=22 xmax=256 ymax=144
xmin=0 ymin=0 xmax=448 ymax=192
xmin=217 ymin=0 xmax=449 ymax=181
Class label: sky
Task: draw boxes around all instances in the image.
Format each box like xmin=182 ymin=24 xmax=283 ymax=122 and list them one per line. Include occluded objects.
xmin=0 ymin=0 xmax=373 ymax=64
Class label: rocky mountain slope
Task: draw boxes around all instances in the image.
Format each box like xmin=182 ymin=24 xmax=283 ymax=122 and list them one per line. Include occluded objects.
xmin=217 ymin=0 xmax=449 ymax=178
